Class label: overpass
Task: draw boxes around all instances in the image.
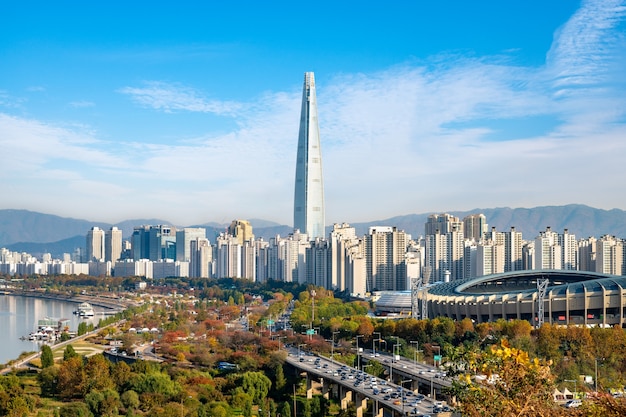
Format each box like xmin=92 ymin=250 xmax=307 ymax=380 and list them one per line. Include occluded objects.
xmin=284 ymin=347 xmax=453 ymax=417
xmin=360 ymin=349 xmax=452 ymax=398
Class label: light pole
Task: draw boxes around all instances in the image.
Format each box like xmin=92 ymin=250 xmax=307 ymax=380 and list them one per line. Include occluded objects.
xmin=410 ymin=341 xmax=420 ymax=369
xmin=391 ymin=341 xmax=401 ymax=382
xmin=356 ymin=335 xmax=364 ymax=370
xmin=373 ymin=332 xmax=381 ymax=357
xmin=310 ymin=289 xmax=316 ymax=340
xmin=331 ymin=331 xmax=339 ymax=361
xmin=400 ymin=379 xmax=412 ymax=415
xmin=595 ymin=358 xmax=604 ymax=393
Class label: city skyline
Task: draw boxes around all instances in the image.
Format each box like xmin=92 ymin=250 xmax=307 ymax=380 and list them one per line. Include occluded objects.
xmin=1 ymin=1 xmax=625 ymax=226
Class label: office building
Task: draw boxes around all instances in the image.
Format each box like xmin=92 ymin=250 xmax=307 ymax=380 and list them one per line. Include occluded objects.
xmin=293 ymin=72 xmax=325 ymax=239
xmin=176 ymin=228 xmax=206 ymax=262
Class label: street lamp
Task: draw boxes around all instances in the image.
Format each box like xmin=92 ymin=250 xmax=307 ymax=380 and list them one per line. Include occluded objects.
xmin=356 ymin=335 xmax=364 ymax=370
xmin=410 ymin=341 xmax=420 ymax=369
xmin=391 ymin=341 xmax=401 ymax=382
xmin=373 ymin=332 xmax=381 ymax=357
xmin=331 ymin=331 xmax=340 ymax=361
xmin=400 ymin=379 xmax=412 ymax=415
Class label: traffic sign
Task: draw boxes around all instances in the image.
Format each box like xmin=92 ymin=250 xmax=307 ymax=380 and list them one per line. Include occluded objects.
xmin=306 ymin=329 xmax=315 ymax=335
xmin=434 ymin=355 xmax=442 ymax=362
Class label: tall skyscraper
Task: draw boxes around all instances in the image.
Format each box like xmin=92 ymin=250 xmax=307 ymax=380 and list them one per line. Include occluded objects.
xmin=105 ymin=226 xmax=123 ymax=263
xmin=86 ymin=227 xmax=105 ymax=262
xmin=294 ymin=72 xmax=325 ymax=240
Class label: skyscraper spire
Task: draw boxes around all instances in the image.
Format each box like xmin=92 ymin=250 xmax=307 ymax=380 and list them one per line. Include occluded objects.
xmin=294 ymin=72 xmax=325 ymax=239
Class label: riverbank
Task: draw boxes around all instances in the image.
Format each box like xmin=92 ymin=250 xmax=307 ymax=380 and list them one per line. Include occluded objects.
xmin=3 ymin=288 xmax=136 ymax=311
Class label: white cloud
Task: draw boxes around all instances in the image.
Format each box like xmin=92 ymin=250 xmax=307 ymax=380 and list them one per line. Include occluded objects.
xmin=118 ymin=81 xmax=243 ymax=115
xmin=69 ymin=100 xmax=95 ymax=108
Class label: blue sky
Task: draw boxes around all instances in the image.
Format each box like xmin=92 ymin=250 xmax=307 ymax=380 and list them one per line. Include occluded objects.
xmin=1 ymin=1 xmax=625 ymax=227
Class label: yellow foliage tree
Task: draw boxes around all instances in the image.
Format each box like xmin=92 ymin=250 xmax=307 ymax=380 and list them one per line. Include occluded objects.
xmin=453 ymin=340 xmax=561 ymax=417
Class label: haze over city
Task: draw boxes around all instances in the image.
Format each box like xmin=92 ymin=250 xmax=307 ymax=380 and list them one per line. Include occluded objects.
xmin=1 ymin=1 xmax=625 ymax=227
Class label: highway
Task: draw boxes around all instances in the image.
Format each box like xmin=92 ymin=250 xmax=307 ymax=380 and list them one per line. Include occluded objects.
xmin=360 ymin=349 xmax=453 ymax=391
xmin=285 ymin=346 xmax=452 ymax=416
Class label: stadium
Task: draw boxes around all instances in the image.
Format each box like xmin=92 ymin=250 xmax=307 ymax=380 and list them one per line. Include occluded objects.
xmin=375 ymin=270 xmax=626 ymax=327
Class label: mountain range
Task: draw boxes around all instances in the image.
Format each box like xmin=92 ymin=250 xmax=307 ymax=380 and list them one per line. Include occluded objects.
xmin=1 ymin=204 xmax=625 ymax=258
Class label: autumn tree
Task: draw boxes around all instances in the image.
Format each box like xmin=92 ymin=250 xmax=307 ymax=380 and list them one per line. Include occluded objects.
xmin=452 ymin=340 xmax=560 ymax=416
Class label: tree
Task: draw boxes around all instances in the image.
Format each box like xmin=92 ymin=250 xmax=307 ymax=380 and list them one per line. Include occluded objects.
xmin=38 ymin=366 xmax=59 ymax=397
xmin=58 ymin=402 xmax=93 ymax=417
xmin=57 ymin=356 xmax=87 ymax=399
xmin=279 ymin=401 xmax=291 ymax=417
xmin=273 ymin=363 xmax=286 ymax=393
xmin=41 ymin=344 xmax=54 ymax=368
xmin=240 ymin=371 xmax=272 ymax=405
xmin=64 ymin=345 xmax=79 ymax=361
xmin=85 ymin=354 xmax=114 ymax=393
xmin=452 ymin=340 xmax=560 ymax=416
xmin=121 ymin=390 xmax=140 ymax=411
xmin=78 ymin=322 xmax=88 ymax=336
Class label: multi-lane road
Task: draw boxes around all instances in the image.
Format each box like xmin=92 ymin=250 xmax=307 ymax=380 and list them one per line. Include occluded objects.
xmin=285 ymin=346 xmax=454 ymax=416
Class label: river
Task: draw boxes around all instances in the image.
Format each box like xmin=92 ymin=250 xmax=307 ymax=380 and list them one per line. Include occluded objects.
xmin=0 ymin=294 xmax=100 ymax=364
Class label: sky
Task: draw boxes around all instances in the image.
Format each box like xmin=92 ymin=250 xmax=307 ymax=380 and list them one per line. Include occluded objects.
xmin=1 ymin=1 xmax=625 ymax=227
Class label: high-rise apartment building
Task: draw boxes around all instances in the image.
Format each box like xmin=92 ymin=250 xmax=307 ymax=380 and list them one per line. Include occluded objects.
xmin=294 ymin=72 xmax=325 ymax=239
xmin=105 ymin=226 xmax=123 ymax=263
xmin=425 ymin=214 xmax=465 ymax=282
xmin=329 ymin=223 xmax=359 ymax=291
xmin=463 ymin=214 xmax=488 ymax=242
xmin=534 ymin=227 xmax=562 ymax=269
xmin=86 ymin=227 xmax=105 ymax=262
xmin=364 ymin=226 xmax=408 ymax=291
xmin=596 ymin=235 xmax=624 ymax=275
xmin=559 ymin=229 xmax=577 ymax=270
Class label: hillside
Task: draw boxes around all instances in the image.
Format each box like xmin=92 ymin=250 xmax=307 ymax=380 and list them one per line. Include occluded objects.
xmin=1 ymin=205 xmax=626 ymax=258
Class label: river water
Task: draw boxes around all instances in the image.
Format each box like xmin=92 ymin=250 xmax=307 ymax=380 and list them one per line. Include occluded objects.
xmin=0 ymin=294 xmax=99 ymax=364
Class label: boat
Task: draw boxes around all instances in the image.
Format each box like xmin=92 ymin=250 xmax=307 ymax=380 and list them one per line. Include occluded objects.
xmin=74 ymin=302 xmax=95 ymax=317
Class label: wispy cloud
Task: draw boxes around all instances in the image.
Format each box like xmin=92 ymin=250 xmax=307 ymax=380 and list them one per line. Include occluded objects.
xmin=69 ymin=100 xmax=95 ymax=108
xmin=547 ymin=0 xmax=626 ymax=91
xmin=118 ymin=81 xmax=243 ymax=115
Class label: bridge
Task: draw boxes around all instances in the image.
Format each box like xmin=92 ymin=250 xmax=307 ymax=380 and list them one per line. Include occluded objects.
xmin=360 ymin=349 xmax=452 ymax=395
xmin=284 ymin=347 xmax=454 ymax=417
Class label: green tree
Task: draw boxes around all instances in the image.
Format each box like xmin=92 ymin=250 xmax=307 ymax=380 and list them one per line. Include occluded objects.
xmin=274 ymin=363 xmax=286 ymax=392
xmin=240 ymin=371 xmax=272 ymax=406
xmin=40 ymin=344 xmax=54 ymax=368
xmin=39 ymin=366 xmax=59 ymax=397
xmin=279 ymin=401 xmax=291 ymax=417
xmin=121 ymin=390 xmax=140 ymax=411
xmin=63 ymin=345 xmax=79 ymax=361
xmin=77 ymin=322 xmax=88 ymax=336
xmin=58 ymin=402 xmax=93 ymax=417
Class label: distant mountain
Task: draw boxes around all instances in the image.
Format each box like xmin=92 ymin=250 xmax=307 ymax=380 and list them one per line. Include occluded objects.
xmin=347 ymin=204 xmax=626 ymax=240
xmin=1 ymin=205 xmax=625 ymax=258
